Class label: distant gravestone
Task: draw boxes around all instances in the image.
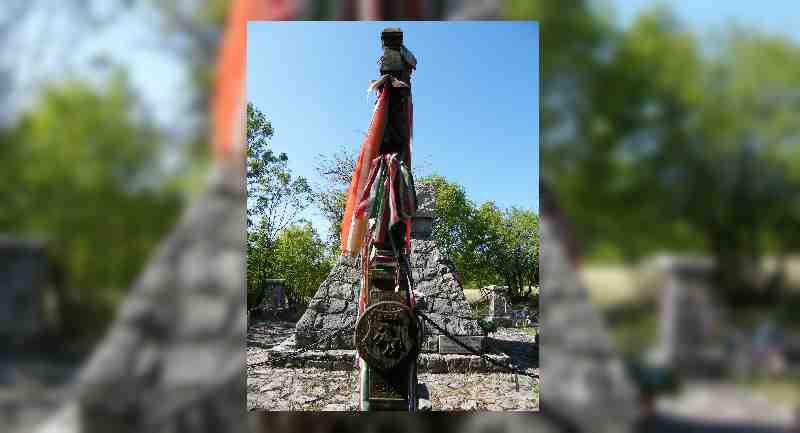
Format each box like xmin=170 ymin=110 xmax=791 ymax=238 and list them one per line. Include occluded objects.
xmin=256 ymin=279 xmax=286 ymax=314
xmin=651 ymin=255 xmax=727 ymax=376
xmin=0 ymin=238 xmax=48 ymax=343
xmin=486 ymin=285 xmax=513 ymax=327
xmin=511 ymin=307 xmax=532 ymax=328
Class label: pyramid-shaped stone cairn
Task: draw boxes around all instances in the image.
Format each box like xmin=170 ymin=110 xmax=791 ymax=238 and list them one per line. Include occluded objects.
xmin=296 ymin=183 xmax=484 ymax=353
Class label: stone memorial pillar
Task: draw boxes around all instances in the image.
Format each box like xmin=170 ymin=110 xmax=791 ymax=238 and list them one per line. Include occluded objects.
xmin=487 ymin=285 xmax=513 ymax=327
xmin=0 ymin=238 xmax=48 ymax=344
xmin=353 ymin=27 xmax=420 ymax=411
xmin=654 ymin=255 xmax=726 ymax=376
xmin=257 ymin=279 xmax=286 ymax=314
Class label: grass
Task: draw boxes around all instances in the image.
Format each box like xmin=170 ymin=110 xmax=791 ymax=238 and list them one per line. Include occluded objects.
xmin=463 ymin=289 xmax=484 ymax=303
xmin=736 ymin=373 xmax=800 ymax=409
xmin=583 ymin=255 xmax=800 ymax=310
xmin=470 ymin=302 xmax=489 ymax=319
xmin=581 ymin=264 xmax=644 ymax=308
xmin=605 ymin=304 xmax=659 ymax=358
xmin=585 ymin=258 xmax=800 ymax=410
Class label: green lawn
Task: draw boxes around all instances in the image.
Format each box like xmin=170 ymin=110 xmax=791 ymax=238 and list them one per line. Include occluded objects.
xmin=583 ymin=258 xmax=800 ymax=410
xmin=736 ymin=373 xmax=800 ymax=409
xmin=463 ymin=288 xmax=484 ymax=303
xmin=583 ymin=256 xmax=800 ymax=309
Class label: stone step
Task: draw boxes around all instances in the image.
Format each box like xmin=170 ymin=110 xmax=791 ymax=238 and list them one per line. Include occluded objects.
xmin=247 ymin=348 xmax=515 ymax=374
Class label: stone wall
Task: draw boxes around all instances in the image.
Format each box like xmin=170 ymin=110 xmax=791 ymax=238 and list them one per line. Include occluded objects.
xmin=409 ymin=239 xmax=484 ymax=351
xmin=69 ymin=164 xmax=248 ymax=433
xmin=295 ymin=255 xmax=360 ymax=349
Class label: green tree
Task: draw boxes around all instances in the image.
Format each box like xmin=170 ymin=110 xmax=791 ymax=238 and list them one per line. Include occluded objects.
xmin=246 ymin=102 xmax=316 ymax=306
xmin=313 ymin=146 xmax=357 ymax=251
xmin=474 ymin=204 xmax=540 ymax=298
xmin=247 ymin=228 xmax=277 ymax=310
xmin=314 ymin=147 xmax=433 ymax=254
xmin=2 ymin=72 xmax=183 ymax=340
xmin=418 ymin=175 xmax=480 ymax=281
xmin=272 ymin=223 xmax=333 ymax=305
xmin=418 ymin=175 xmax=539 ymax=296
xmin=247 ymin=102 xmax=312 ymax=240
xmin=508 ymin=2 xmax=800 ymax=304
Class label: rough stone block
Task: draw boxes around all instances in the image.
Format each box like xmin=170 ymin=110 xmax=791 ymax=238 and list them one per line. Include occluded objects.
xmin=285 ymin=359 xmax=303 ymax=368
xmin=445 ymin=355 xmax=470 ymax=372
xmin=468 ymin=356 xmax=485 ymax=371
xmin=295 ymin=190 xmax=484 ymax=350
xmin=327 ymin=299 xmax=348 ymax=314
xmin=425 ymin=355 xmax=447 ymax=373
xmin=180 ymin=293 xmax=228 ymax=339
xmin=438 ymin=335 xmax=485 ymax=354
xmin=332 ymin=357 xmax=356 ymax=371
xmin=306 ymin=359 xmax=333 ymax=369
xmin=421 ymin=335 xmax=439 ymax=352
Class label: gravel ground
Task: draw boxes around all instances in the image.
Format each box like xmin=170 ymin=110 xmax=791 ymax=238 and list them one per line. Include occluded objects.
xmin=247 ymin=319 xmax=296 ymax=348
xmin=246 ymin=320 xmax=539 ymax=411
xmin=246 ymin=366 xmax=539 ymax=411
xmin=655 ymin=381 xmax=796 ymax=428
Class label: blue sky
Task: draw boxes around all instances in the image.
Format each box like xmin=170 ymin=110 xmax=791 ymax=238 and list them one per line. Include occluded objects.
xmin=247 ymin=22 xmax=539 ymax=239
xmin=612 ymin=0 xmax=800 ymax=40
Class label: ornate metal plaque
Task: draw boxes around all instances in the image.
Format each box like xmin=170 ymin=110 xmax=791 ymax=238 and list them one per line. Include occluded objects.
xmin=355 ymin=301 xmax=418 ymax=372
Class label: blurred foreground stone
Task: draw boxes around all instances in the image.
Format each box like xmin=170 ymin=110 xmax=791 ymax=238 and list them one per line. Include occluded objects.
xmin=36 ymin=163 xmax=246 ymax=433
xmin=539 ymin=186 xmax=641 ymax=433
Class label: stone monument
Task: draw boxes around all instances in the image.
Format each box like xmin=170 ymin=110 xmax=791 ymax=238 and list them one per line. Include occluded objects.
xmin=296 ymin=27 xmax=484 ymax=411
xmin=650 ymin=255 xmax=727 ymax=376
xmin=0 ymin=237 xmax=48 ymax=343
xmin=255 ymin=279 xmax=286 ymax=315
xmin=486 ymin=285 xmax=513 ymax=327
xmin=295 ymin=183 xmax=484 ymax=353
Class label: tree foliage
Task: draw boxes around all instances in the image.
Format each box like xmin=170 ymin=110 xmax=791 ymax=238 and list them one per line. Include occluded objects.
xmin=246 ymin=103 xmax=329 ymax=306
xmin=421 ymin=175 xmax=477 ymax=272
xmin=0 ymin=72 xmax=183 ymax=340
xmin=247 ymin=223 xmax=332 ymax=309
xmin=419 ymin=175 xmax=539 ymax=298
xmin=313 ymin=146 xmax=357 ymax=250
xmin=271 ymin=223 xmax=333 ymax=305
xmin=507 ymin=2 xmax=800 ymax=304
xmin=247 ymin=102 xmax=312 ymax=241
xmin=474 ymin=204 xmax=540 ymax=297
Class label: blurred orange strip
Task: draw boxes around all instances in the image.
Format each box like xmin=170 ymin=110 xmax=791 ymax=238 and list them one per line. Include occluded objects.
xmin=212 ymin=0 xmax=296 ymax=162
xmin=341 ymin=87 xmax=390 ymax=255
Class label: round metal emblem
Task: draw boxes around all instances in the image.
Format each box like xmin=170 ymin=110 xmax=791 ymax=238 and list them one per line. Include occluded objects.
xmin=354 ymin=301 xmax=419 ymax=372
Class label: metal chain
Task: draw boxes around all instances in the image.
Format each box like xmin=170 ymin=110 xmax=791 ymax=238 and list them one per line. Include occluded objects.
xmin=416 ymin=310 xmax=539 ymax=379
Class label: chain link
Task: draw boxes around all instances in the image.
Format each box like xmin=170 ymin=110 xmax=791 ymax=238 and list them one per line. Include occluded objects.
xmin=416 ymin=311 xmax=539 ymax=379
xmin=249 ymin=314 xmax=538 ymax=381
